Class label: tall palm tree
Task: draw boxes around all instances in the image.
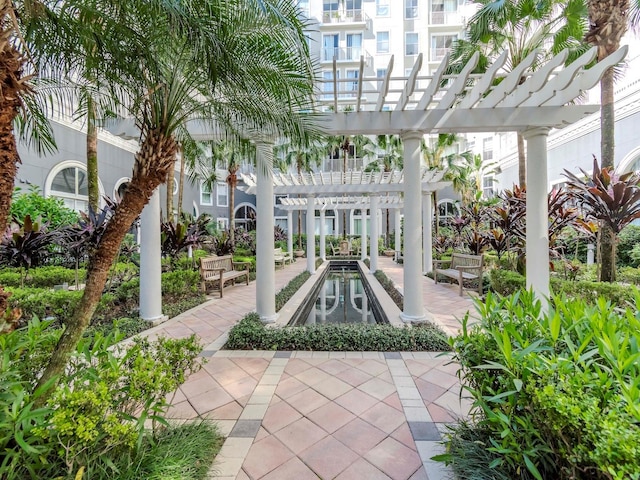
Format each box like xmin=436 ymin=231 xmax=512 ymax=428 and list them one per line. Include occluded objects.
xmin=447 ymin=153 xmax=498 ymax=205
xmin=584 ymin=0 xmax=630 ymax=281
xmin=35 ymin=0 xmax=317 ymax=392
xmin=275 ymin=137 xmax=326 ymax=249
xmin=363 ymin=134 xmax=403 ymax=245
xmin=448 ymin=0 xmax=587 ymax=187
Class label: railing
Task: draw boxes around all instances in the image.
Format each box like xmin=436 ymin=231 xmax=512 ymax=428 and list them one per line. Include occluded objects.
xmin=429 ymin=10 xmax=465 ymax=25
xmin=321 ymin=47 xmax=371 ymax=63
xmin=321 ymin=9 xmax=369 ymax=25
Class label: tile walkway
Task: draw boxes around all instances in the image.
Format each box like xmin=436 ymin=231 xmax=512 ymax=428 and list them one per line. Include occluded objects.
xmin=141 ymin=257 xmax=476 ymax=479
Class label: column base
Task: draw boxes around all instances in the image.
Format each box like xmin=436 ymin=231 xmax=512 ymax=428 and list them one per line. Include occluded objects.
xmin=142 ymin=314 xmax=169 ymax=326
xmin=400 ymin=312 xmax=429 ymax=323
xmin=260 ymin=313 xmax=279 ymax=324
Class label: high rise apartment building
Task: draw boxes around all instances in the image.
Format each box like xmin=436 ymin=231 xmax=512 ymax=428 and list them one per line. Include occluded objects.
xmin=299 ymin=0 xmax=469 ymax=104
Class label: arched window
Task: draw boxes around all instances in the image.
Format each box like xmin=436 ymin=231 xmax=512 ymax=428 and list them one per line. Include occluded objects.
xmin=114 ymin=177 xmax=131 ymax=202
xmin=438 ymin=199 xmax=459 ymax=225
xmin=45 ymin=161 xmax=103 ymax=212
xmin=234 ymin=204 xmax=256 ymax=231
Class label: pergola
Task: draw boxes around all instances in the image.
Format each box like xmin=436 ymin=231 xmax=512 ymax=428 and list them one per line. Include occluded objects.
xmin=128 ymin=44 xmax=627 ymax=324
xmin=244 ymin=45 xmax=627 ymax=324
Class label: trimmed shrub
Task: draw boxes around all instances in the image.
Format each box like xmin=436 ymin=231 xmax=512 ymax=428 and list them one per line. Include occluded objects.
xmin=617 ymin=225 xmax=640 ymax=267
xmin=225 ymin=313 xmax=451 ymax=352
xmin=488 ymin=268 xmax=525 ymax=296
xmin=275 ymin=271 xmax=311 ymax=312
xmin=374 ymin=270 xmax=403 ymax=309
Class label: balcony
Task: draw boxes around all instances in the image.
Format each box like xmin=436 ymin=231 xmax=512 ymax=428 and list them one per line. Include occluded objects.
xmin=321 ymin=47 xmax=372 ymax=64
xmin=321 ymin=9 xmax=371 ymax=28
xmin=429 ymin=10 xmax=465 ymax=25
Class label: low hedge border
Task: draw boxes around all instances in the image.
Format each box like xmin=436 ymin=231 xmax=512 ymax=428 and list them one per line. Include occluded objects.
xmin=224 ymin=312 xmax=451 ymax=351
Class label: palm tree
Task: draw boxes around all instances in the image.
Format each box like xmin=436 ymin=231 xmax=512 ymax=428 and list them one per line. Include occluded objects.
xmin=447 ymin=153 xmax=498 ymax=205
xmin=421 ymin=133 xmax=468 ymax=231
xmin=35 ymin=0 xmax=316 ymax=392
xmin=363 ymin=135 xmax=403 ymax=245
xmin=584 ymin=0 xmax=631 ymax=282
xmin=448 ymin=0 xmax=587 ymax=187
xmin=275 ymin=138 xmax=326 ymax=249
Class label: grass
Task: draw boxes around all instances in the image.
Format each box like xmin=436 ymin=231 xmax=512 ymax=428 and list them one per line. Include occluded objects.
xmin=112 ymin=421 xmax=224 ymax=480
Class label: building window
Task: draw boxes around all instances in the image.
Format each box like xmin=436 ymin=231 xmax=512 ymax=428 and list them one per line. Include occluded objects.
xmin=405 ymin=32 xmax=419 ymax=56
xmin=234 ymin=204 xmax=256 ymax=231
xmin=431 ymin=34 xmax=457 ymax=61
xmin=217 ymin=217 xmax=229 ymax=230
xmin=323 ymin=70 xmax=339 ymax=99
xmin=483 ymin=137 xmax=494 ymax=162
xmin=322 ymin=34 xmax=339 ymax=61
xmin=216 ymin=182 xmax=228 ymax=207
xmin=46 ymin=161 xmax=95 ymax=212
xmin=346 ymin=0 xmax=362 ymax=20
xmin=376 ymin=31 xmax=389 ymax=53
xmin=431 ymin=0 xmax=457 ymax=24
xmin=352 ymin=209 xmax=370 ymax=235
xmin=346 ymin=33 xmax=362 ymax=60
xmin=346 ymin=69 xmax=359 ymax=95
xmin=438 ymin=200 xmax=459 ymax=225
xmin=323 ymin=0 xmax=339 ymax=22
xmin=405 ymin=0 xmax=418 ymax=19
xmin=200 ymin=182 xmax=213 ymax=206
xmin=297 ymin=0 xmax=309 ymax=17
xmin=275 ymin=217 xmax=288 ymax=232
xmin=482 ymin=175 xmax=495 ymax=198
xmin=376 ymin=68 xmax=387 ymax=89
xmin=376 ymin=0 xmax=389 ymax=16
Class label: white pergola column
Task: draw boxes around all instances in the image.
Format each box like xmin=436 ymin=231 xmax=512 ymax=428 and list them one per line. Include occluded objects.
xmin=319 ymin=208 xmax=326 ymax=261
xmin=394 ymin=209 xmax=402 ymax=262
xmin=422 ymin=192 xmax=433 ymax=274
xmin=306 ymin=196 xmax=316 ymax=274
xmin=287 ymin=210 xmax=294 ymax=257
xmin=362 ymin=293 xmax=368 ymax=323
xmin=140 ymin=188 xmax=165 ymax=322
xmin=524 ymin=127 xmax=551 ymax=302
xmin=401 ymin=131 xmax=426 ymax=323
xmin=256 ymin=141 xmax=277 ymax=323
xmin=370 ymin=194 xmax=379 ymax=272
xmin=361 ymin=211 xmax=368 ymax=261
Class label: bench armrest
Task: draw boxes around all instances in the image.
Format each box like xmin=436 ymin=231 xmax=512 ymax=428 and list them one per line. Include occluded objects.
xmin=203 ymin=267 xmax=226 ymax=273
xmin=232 ymin=261 xmax=251 ymax=270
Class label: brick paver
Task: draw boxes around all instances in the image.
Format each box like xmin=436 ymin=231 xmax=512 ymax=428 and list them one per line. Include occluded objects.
xmin=141 ymin=257 xmax=475 ymax=479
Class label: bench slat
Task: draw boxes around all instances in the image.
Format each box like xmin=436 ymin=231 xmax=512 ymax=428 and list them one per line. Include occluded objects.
xmin=199 ymin=254 xmax=250 ymax=298
xmin=433 ymin=253 xmax=484 ymax=297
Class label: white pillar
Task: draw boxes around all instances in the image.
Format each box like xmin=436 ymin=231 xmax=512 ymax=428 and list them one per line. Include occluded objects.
xmin=140 ymin=188 xmax=165 ymax=322
xmin=256 ymin=141 xmax=277 ymax=323
xmin=524 ymin=127 xmax=551 ymax=302
xmin=370 ymin=195 xmax=379 ymax=272
xmin=401 ymin=131 xmax=426 ymax=323
xmin=422 ymin=192 xmax=433 ymax=274
xmin=319 ymin=208 xmax=326 ymax=261
xmin=361 ymin=210 xmax=368 ymax=261
xmin=587 ymin=244 xmax=595 ymax=265
xmin=287 ymin=210 xmax=294 ymax=257
xmin=306 ymin=196 xmax=316 ymax=274
xmin=394 ymin=209 xmax=402 ymax=262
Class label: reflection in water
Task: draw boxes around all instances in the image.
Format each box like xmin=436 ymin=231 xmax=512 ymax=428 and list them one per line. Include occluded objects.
xmin=304 ymin=269 xmax=376 ymax=325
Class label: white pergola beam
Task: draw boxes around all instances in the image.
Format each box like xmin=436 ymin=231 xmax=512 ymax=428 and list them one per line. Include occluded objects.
xmin=416 ymin=52 xmax=449 ymax=111
xmin=477 ymin=49 xmax=539 ymax=108
xmin=375 ymin=56 xmax=394 ymax=112
xmin=395 ymin=53 xmax=423 ymax=111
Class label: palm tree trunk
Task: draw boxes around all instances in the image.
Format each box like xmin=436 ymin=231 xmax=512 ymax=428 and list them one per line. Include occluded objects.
xmin=599 ymin=67 xmax=616 ymax=281
xmin=87 ymin=97 xmax=99 ymax=212
xmin=166 ymin=170 xmax=173 ymax=221
xmin=517 ymin=133 xmax=526 ymax=188
xmin=228 ymin=175 xmax=236 ymax=245
xmin=177 ymin=146 xmax=185 ymax=215
xmin=35 ymin=130 xmax=178 ymax=397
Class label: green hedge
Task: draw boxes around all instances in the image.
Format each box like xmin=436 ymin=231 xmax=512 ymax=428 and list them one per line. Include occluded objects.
xmin=489 ymin=268 xmax=636 ymax=307
xmin=225 ymin=313 xmax=451 ymax=351
xmin=275 ymin=271 xmax=311 ymax=312
xmin=0 ymin=266 xmax=86 ymax=288
xmin=6 ymin=287 xmax=111 ymax=322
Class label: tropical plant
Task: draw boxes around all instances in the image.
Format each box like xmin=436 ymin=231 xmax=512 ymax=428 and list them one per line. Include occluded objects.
xmin=275 ymin=136 xmax=326 ymax=248
xmin=10 ymin=186 xmax=79 ymax=230
xmin=563 ymin=156 xmax=640 ymax=281
xmin=363 ymin=134 xmax=403 ymax=246
xmin=160 ymin=219 xmax=204 ymax=259
xmin=34 ymin=0 xmax=317 ymax=395
xmin=0 ymin=216 xmax=59 ymax=283
xmin=448 ymin=0 xmax=587 ymax=187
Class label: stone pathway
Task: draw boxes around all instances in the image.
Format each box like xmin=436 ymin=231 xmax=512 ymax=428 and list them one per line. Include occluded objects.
xmin=142 ymin=257 xmax=476 ymax=479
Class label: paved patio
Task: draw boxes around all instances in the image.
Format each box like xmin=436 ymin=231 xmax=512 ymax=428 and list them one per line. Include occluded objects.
xmin=142 ymin=257 xmax=476 ymax=480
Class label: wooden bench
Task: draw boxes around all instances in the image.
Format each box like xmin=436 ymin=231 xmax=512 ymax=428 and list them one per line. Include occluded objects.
xmin=274 ymin=247 xmax=293 ymax=269
xmin=433 ymin=253 xmax=484 ymax=297
xmin=199 ymin=255 xmax=250 ymax=298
